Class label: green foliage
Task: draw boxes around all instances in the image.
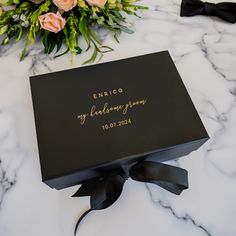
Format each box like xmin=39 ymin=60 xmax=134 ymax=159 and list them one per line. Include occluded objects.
xmin=0 ymin=0 xmax=148 ymax=63
xmin=64 ymin=11 xmax=82 ymax=58
xmin=79 ymin=12 xmax=90 ymax=49
xmin=0 ymin=1 xmax=31 ymax=26
xmin=27 ymin=0 xmax=51 ymax=44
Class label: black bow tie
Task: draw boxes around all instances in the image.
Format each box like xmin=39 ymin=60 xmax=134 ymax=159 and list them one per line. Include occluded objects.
xmin=181 ymin=0 xmax=236 ymax=23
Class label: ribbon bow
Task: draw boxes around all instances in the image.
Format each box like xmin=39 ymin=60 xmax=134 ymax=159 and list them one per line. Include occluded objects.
xmin=72 ymin=161 xmax=188 ymax=235
xmin=180 ymin=0 xmax=236 ymax=23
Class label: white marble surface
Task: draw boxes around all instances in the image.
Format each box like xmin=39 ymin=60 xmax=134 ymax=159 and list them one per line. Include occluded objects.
xmin=1 ymin=0 xmax=236 ymax=235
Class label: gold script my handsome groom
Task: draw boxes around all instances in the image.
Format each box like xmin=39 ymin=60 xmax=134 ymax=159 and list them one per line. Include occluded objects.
xmin=76 ymin=87 xmax=147 ymax=126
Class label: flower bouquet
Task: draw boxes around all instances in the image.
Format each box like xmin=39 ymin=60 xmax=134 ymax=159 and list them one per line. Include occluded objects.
xmin=0 ymin=0 xmax=147 ymax=63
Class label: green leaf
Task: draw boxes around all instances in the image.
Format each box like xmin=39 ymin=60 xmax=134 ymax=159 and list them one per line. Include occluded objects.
xmin=102 ymin=24 xmax=117 ymax=32
xmin=15 ymin=25 xmax=23 ymax=42
xmin=82 ymin=46 xmax=97 ymax=65
xmin=111 ymin=11 xmax=126 ymax=22
xmin=1 ymin=36 xmax=9 ymax=45
xmin=97 ymin=53 xmax=103 ymax=63
xmin=56 ymin=38 xmax=63 ymax=53
xmin=20 ymin=46 xmax=27 ymax=61
xmin=114 ymin=30 xmax=121 ymax=43
xmin=50 ymin=4 xmax=57 ymax=13
xmin=54 ymin=48 xmax=70 ymax=58
xmin=79 ymin=14 xmax=90 ymax=50
xmin=63 ymin=26 xmax=68 ymax=37
xmin=118 ymin=25 xmax=134 ymax=34
xmin=97 ymin=45 xmax=113 ymax=53
xmin=125 ymin=4 xmax=149 ymax=10
xmin=0 ymin=25 xmax=8 ymax=35
xmin=43 ymin=30 xmax=56 ymax=54
xmin=55 ymin=32 xmax=65 ymax=53
xmin=75 ymin=46 xmax=82 ymax=54
xmin=88 ymin=27 xmax=102 ymax=45
xmin=47 ymin=38 xmax=56 ymax=54
xmin=43 ymin=30 xmax=49 ymax=53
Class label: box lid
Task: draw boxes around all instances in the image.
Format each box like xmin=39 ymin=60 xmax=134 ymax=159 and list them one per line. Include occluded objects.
xmin=30 ymin=51 xmax=208 ymax=184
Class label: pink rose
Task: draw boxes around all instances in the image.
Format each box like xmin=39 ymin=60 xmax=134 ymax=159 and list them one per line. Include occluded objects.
xmin=39 ymin=12 xmax=66 ymax=33
xmin=53 ymin=0 xmax=77 ymax=12
xmin=85 ymin=0 xmax=107 ymax=8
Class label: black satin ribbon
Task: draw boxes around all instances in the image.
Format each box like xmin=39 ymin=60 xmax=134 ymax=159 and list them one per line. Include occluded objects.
xmin=72 ymin=161 xmax=188 ymax=235
xmin=181 ymin=0 xmax=236 ymax=23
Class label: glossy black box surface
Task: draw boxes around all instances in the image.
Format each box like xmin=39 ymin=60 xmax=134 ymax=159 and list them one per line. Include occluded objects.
xmin=30 ymin=51 xmax=209 ymax=189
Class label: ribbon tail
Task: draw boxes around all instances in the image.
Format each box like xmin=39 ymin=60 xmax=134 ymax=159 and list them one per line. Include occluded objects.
xmin=74 ymin=208 xmax=92 ymax=236
xmin=73 ymin=174 xmax=126 ymax=235
xmin=154 ymin=181 xmax=187 ymax=195
xmin=130 ymin=161 xmax=188 ymax=195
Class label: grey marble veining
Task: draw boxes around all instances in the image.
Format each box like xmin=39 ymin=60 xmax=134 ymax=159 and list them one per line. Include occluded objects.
xmin=1 ymin=0 xmax=236 ymax=235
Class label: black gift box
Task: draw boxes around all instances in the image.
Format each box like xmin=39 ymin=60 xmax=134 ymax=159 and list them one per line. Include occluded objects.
xmin=30 ymin=51 xmax=209 ymax=190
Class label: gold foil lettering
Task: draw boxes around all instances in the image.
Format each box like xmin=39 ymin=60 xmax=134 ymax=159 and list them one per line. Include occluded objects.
xmin=92 ymin=88 xmax=123 ymax=99
xmin=77 ymin=99 xmax=146 ymax=125
xmin=77 ymin=113 xmax=89 ymax=125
